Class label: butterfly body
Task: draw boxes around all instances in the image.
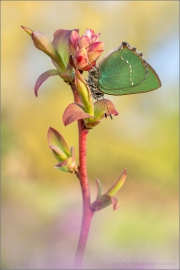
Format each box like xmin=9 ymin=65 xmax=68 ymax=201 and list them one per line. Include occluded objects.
xmin=88 ymin=42 xmax=161 ymax=99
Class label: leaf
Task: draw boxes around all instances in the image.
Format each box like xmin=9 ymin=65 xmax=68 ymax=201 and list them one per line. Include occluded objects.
xmin=83 ymin=119 xmax=101 ymax=129
xmin=62 ymin=103 xmax=93 ymax=126
xmin=49 ymin=145 xmax=69 ymax=162
xmin=31 ymin=31 xmax=64 ymax=71
xmin=47 ymin=127 xmax=70 ymax=157
xmin=21 ymin=25 xmax=33 ymax=36
xmin=75 ymin=69 xmax=94 ymax=114
xmin=96 ymin=179 xmax=103 ymax=198
xmin=106 ymin=168 xmax=127 ymax=196
xmin=22 ymin=26 xmax=65 ymax=71
xmin=55 ymin=156 xmax=77 ymax=173
xmin=110 ymin=197 xmax=121 ymax=211
xmin=91 ymin=200 xmax=103 ymax=211
xmin=52 ymin=29 xmax=78 ymax=70
xmin=34 ymin=69 xmax=60 ymax=96
xmin=91 ymin=194 xmax=112 ymax=211
xmin=94 ymin=99 xmax=119 ymax=119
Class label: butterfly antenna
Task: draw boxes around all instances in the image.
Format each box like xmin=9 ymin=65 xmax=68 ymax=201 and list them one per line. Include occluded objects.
xmin=102 ymin=96 xmax=113 ymax=120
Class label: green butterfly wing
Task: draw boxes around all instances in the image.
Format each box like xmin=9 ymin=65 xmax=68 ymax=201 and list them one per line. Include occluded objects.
xmin=98 ymin=46 xmax=161 ymax=95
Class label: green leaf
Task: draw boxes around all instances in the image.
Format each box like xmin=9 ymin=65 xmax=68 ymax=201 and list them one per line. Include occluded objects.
xmin=106 ymin=169 xmax=127 ymax=196
xmin=47 ymin=127 xmax=70 ymax=158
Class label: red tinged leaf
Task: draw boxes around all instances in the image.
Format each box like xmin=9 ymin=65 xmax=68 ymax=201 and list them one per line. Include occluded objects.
xmin=52 ymin=29 xmax=78 ymax=69
xmin=47 ymin=127 xmax=70 ymax=157
xmin=94 ymin=99 xmax=119 ymax=119
xmin=63 ymin=103 xmax=93 ymax=126
xmin=110 ymin=197 xmax=121 ymax=211
xmin=34 ymin=69 xmax=60 ymax=96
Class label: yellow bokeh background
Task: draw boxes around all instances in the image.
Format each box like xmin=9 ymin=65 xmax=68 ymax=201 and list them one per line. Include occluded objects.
xmin=1 ymin=1 xmax=179 ymax=269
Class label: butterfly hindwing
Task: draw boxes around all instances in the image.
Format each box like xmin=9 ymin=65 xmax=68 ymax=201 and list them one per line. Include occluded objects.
xmin=98 ymin=43 xmax=161 ymax=95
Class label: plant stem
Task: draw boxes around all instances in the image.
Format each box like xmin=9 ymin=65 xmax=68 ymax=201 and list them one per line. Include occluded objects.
xmin=71 ymin=84 xmax=94 ymax=269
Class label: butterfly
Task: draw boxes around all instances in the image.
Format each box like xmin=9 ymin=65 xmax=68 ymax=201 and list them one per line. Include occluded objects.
xmin=88 ymin=42 xmax=161 ymax=99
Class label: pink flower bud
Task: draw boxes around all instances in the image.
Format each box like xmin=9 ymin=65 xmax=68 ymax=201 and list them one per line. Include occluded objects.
xmin=78 ymin=36 xmax=90 ymax=49
xmin=87 ymin=42 xmax=104 ymax=62
xmin=69 ymin=28 xmax=104 ymax=71
xmin=82 ymin=29 xmax=100 ymax=43
xmin=69 ymin=30 xmax=80 ymax=54
xmin=21 ymin=26 xmax=65 ymax=72
xmin=74 ymin=48 xmax=89 ymax=70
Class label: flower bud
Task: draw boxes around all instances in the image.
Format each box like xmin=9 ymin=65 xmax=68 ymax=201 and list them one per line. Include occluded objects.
xmin=69 ymin=28 xmax=104 ymax=71
xmin=21 ymin=26 xmax=64 ymax=72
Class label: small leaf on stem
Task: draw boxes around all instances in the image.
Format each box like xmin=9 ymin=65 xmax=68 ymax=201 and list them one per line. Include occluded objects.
xmin=34 ymin=69 xmax=60 ymax=96
xmin=62 ymin=103 xmax=93 ymax=126
xmin=47 ymin=127 xmax=71 ymax=158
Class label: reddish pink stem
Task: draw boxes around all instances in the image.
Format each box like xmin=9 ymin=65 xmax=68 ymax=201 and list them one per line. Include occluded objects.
xmin=71 ymin=84 xmax=94 ymax=269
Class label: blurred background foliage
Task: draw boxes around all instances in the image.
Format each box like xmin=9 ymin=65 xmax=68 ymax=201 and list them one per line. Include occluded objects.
xmin=1 ymin=1 xmax=179 ymax=269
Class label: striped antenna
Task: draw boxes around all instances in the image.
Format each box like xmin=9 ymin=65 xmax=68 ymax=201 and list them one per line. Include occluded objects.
xmin=103 ymin=96 xmax=113 ymax=120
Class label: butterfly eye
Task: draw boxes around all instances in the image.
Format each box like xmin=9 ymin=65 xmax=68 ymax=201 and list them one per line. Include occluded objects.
xmin=122 ymin=42 xmax=130 ymax=48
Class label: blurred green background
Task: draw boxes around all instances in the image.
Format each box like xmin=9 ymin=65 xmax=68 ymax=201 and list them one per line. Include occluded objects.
xmin=1 ymin=1 xmax=179 ymax=269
